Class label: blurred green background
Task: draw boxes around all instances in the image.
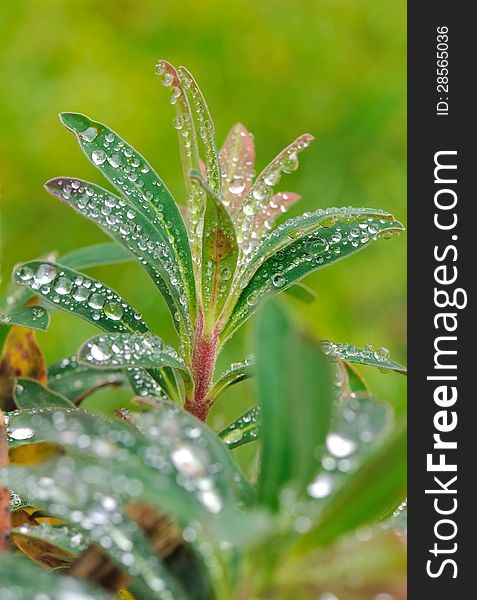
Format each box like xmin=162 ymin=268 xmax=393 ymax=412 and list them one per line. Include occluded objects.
xmin=0 ymin=0 xmax=406 ymax=424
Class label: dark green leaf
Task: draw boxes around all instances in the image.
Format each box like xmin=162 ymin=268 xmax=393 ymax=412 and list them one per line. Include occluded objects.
xmin=219 ymin=406 xmax=260 ymax=449
xmin=58 ymin=112 xmax=196 ymax=335
xmin=322 ymin=341 xmax=407 ymax=375
xmin=13 ymin=260 xmax=148 ymax=334
xmin=210 ymin=356 xmax=254 ymax=402
xmin=77 ymin=333 xmax=187 ymax=372
xmin=14 ymin=377 xmax=74 ymax=409
xmin=256 ymin=301 xmax=333 ymax=510
xmin=223 ymin=211 xmax=404 ymax=341
xmin=45 ymin=178 xmax=192 ymax=342
xmin=0 ymin=305 xmax=50 ymax=332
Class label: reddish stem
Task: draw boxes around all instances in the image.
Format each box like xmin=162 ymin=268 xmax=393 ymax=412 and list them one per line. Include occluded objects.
xmin=185 ymin=313 xmax=218 ymax=421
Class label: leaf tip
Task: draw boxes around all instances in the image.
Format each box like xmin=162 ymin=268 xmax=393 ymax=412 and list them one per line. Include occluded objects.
xmin=59 ymin=112 xmax=90 ymax=134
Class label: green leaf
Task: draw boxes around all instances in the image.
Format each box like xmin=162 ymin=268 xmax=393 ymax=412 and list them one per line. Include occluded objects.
xmin=233 ymin=134 xmax=314 ymax=251
xmin=14 ymin=377 xmax=74 ymax=409
xmin=2 ymin=458 xmax=188 ymax=599
xmin=322 ymin=341 xmax=407 ymax=375
xmin=256 ymin=301 xmax=333 ymax=510
xmin=178 ymin=66 xmax=222 ymax=194
xmin=219 ymin=405 xmax=260 ymax=450
xmin=58 ymin=112 xmax=196 ymax=334
xmin=77 ymin=333 xmax=187 ymax=372
xmin=60 ymin=242 xmax=133 ymax=269
xmin=45 ymin=178 xmax=192 ymax=341
xmin=1 ymin=244 xmax=131 ymax=315
xmin=295 ymin=421 xmax=406 ymax=552
xmin=13 ymin=260 xmax=148 ymax=334
xmin=4 ymin=407 xmax=253 ymax=539
xmin=0 ymin=305 xmax=50 ymax=331
xmin=223 ymin=211 xmax=404 ymax=341
xmin=48 ymin=355 xmax=126 ymax=404
xmin=191 ymin=172 xmax=238 ymax=328
xmin=0 ymin=554 xmax=115 ymax=599
xmin=210 ymin=356 xmax=254 ymax=402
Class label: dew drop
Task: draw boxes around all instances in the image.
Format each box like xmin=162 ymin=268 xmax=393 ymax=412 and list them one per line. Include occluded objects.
xmin=18 ymin=266 xmax=34 ymax=281
xmin=9 ymin=427 xmax=35 ymax=441
xmin=88 ymin=293 xmax=105 ymax=310
xmin=79 ymin=127 xmax=99 ymax=142
xmin=326 ymin=433 xmax=357 ymax=458
xmin=92 ymin=149 xmax=107 ymax=165
xmin=222 ymin=429 xmax=243 ymax=445
xmin=228 ymin=176 xmax=246 ymax=195
xmin=34 ymin=264 xmax=57 ymax=285
xmin=73 ymin=286 xmax=90 ymax=303
xmin=53 ymin=276 xmax=73 ymax=295
xmin=272 ymin=274 xmax=286 ymax=288
xmin=104 ymin=301 xmax=124 ymax=321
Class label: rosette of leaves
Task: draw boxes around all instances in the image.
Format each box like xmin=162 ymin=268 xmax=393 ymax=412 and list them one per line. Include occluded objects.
xmin=2 ymin=60 xmax=404 ymax=421
xmin=0 ymin=301 xmax=406 ymax=599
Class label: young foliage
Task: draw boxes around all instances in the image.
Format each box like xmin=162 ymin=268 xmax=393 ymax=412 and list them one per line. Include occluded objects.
xmin=7 ymin=60 xmax=403 ymax=421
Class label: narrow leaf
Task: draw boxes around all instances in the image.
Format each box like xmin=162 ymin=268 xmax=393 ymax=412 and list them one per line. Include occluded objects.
xmin=223 ymin=212 xmax=404 ymax=341
xmin=0 ymin=306 xmax=50 ymax=332
xmin=178 ymin=66 xmax=221 ymax=193
xmin=13 ymin=260 xmax=149 ymax=334
xmin=256 ymin=301 xmax=333 ymax=510
xmin=284 ymin=282 xmax=318 ymax=304
xmin=210 ymin=355 xmax=255 ymax=402
xmin=77 ymin=333 xmax=187 ymax=372
xmin=191 ymin=172 xmax=238 ymax=327
xmin=14 ymin=377 xmax=74 ymax=409
xmin=234 ymin=134 xmax=314 ymax=255
xmin=322 ymin=340 xmax=407 ymax=375
xmin=219 ymin=405 xmax=260 ymax=450
xmin=58 ymin=112 xmax=196 ymax=331
xmin=45 ymin=178 xmax=192 ymax=339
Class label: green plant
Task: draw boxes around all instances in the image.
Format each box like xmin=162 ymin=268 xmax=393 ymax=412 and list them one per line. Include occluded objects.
xmin=0 ymin=61 xmax=406 ymax=599
xmin=1 ymin=300 xmax=406 ymax=599
xmin=1 ymin=60 xmax=402 ymax=420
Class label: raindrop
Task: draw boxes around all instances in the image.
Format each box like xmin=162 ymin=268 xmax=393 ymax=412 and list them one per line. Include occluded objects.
xmin=34 ymin=264 xmax=57 ymax=285
xmin=73 ymin=286 xmax=90 ymax=303
xmin=326 ymin=433 xmax=357 ymax=458
xmin=92 ymin=149 xmax=107 ymax=165
xmin=79 ymin=127 xmax=99 ymax=142
xmin=88 ymin=293 xmax=105 ymax=310
xmin=54 ymin=276 xmax=73 ymax=295
xmin=228 ymin=176 xmax=246 ymax=195
xmin=9 ymin=427 xmax=35 ymax=441
xmin=222 ymin=429 xmax=243 ymax=445
xmin=272 ymin=274 xmax=286 ymax=288
xmin=307 ymin=473 xmax=333 ymax=498
xmin=104 ymin=301 xmax=124 ymax=321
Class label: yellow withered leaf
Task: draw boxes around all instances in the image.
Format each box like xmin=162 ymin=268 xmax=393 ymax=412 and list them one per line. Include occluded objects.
xmin=0 ymin=325 xmax=47 ymax=410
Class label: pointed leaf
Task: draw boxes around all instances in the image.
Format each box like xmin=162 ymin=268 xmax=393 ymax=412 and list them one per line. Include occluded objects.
xmin=220 ymin=123 xmax=255 ymax=209
xmin=14 ymin=377 xmax=74 ymax=409
xmin=234 ymin=134 xmax=314 ymax=255
xmin=77 ymin=333 xmax=187 ymax=372
xmin=223 ymin=212 xmax=404 ymax=341
xmin=256 ymin=301 xmax=333 ymax=510
xmin=13 ymin=260 xmax=149 ymax=334
xmin=0 ymin=554 xmax=115 ymax=599
xmin=192 ymin=172 xmax=238 ymax=327
xmin=219 ymin=405 xmax=260 ymax=450
xmin=251 ymin=191 xmax=301 ymax=241
xmin=45 ymin=178 xmax=192 ymax=340
xmin=322 ymin=340 xmax=407 ymax=375
xmin=178 ymin=66 xmax=221 ymax=193
xmin=58 ymin=112 xmax=196 ymax=330
xmin=210 ymin=355 xmax=254 ymax=402
xmin=48 ymin=355 xmax=126 ymax=404
xmin=0 ymin=326 xmax=47 ymax=411
xmin=0 ymin=306 xmax=50 ymax=332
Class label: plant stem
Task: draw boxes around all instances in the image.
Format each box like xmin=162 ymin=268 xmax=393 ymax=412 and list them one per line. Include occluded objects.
xmin=185 ymin=312 xmax=218 ymax=421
